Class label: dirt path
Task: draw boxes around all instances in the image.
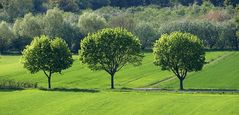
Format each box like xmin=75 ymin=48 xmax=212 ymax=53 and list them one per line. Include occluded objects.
xmin=132 ymin=88 xmax=239 ymax=93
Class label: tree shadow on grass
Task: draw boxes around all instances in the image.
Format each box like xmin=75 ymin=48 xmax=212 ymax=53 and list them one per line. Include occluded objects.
xmin=0 ymin=88 xmax=24 ymax=92
xmin=39 ymin=88 xmax=100 ymax=93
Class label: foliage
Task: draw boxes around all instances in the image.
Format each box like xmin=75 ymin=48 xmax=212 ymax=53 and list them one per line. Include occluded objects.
xmin=43 ymin=8 xmax=65 ymax=39
xmin=12 ymin=13 xmax=42 ymax=51
xmin=158 ymin=20 xmax=220 ymax=49
xmin=80 ymin=28 xmax=143 ymax=89
xmin=0 ymin=21 xmax=15 ymax=53
xmin=13 ymin=13 xmax=42 ymax=39
xmin=21 ymin=35 xmax=73 ymax=89
xmin=0 ymin=79 xmax=37 ymax=89
xmin=48 ymin=0 xmax=79 ymax=12
xmin=153 ymin=32 xmax=205 ymax=90
xmin=78 ymin=12 xmax=107 ymax=35
xmin=216 ymin=21 xmax=238 ymax=49
xmin=203 ymin=10 xmax=232 ymax=22
xmin=109 ymin=14 xmax=136 ymax=32
xmin=0 ymin=0 xmax=34 ymax=22
xmin=11 ymin=8 xmax=82 ymax=52
xmin=0 ymin=1 xmax=239 ymax=53
xmin=134 ymin=22 xmax=157 ymax=49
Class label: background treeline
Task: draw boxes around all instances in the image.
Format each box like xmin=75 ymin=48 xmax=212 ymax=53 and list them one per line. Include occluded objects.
xmin=0 ymin=0 xmax=239 ymax=54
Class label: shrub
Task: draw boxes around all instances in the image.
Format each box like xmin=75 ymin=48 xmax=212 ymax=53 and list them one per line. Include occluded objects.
xmin=0 ymin=79 xmax=38 ymax=89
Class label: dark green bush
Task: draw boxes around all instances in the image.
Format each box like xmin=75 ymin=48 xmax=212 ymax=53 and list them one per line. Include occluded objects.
xmin=0 ymin=79 xmax=37 ymax=89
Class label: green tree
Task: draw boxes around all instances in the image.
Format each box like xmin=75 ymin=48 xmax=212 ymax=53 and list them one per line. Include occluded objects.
xmin=159 ymin=20 xmax=218 ymax=49
xmin=21 ymin=35 xmax=73 ymax=89
xmin=43 ymin=8 xmax=64 ymax=38
xmin=78 ymin=12 xmax=107 ymax=35
xmin=224 ymin=0 xmax=232 ymax=6
xmin=12 ymin=13 xmax=42 ymax=51
xmin=13 ymin=13 xmax=42 ymax=39
xmin=134 ymin=22 xmax=157 ymax=50
xmin=0 ymin=21 xmax=15 ymax=53
xmin=217 ymin=22 xmax=238 ymax=49
xmin=48 ymin=0 xmax=79 ymax=12
xmin=80 ymin=28 xmax=143 ymax=89
xmin=153 ymin=32 xmax=205 ymax=90
xmin=109 ymin=14 xmax=136 ymax=32
xmin=0 ymin=0 xmax=34 ymax=22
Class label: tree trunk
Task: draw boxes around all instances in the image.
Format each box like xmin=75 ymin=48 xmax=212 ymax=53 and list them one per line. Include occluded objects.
xmin=111 ymin=74 xmax=115 ymax=89
xmin=48 ymin=77 xmax=51 ymax=89
xmin=180 ymin=79 xmax=184 ymax=90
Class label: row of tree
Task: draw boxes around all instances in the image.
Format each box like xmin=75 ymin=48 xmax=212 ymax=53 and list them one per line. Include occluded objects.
xmin=0 ymin=4 xmax=238 ymax=53
xmin=1 ymin=0 xmax=238 ymax=22
xmin=159 ymin=20 xmax=238 ymax=49
xmin=0 ymin=8 xmax=82 ymax=53
xmin=21 ymin=28 xmax=205 ymax=90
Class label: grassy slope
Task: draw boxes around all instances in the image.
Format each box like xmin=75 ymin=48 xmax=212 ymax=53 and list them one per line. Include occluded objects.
xmin=0 ymin=52 xmax=233 ymax=88
xmin=0 ymin=53 xmax=169 ymax=89
xmin=158 ymin=51 xmax=239 ymax=90
xmin=0 ymin=51 xmax=239 ymax=114
xmin=0 ymin=51 xmax=230 ymax=89
xmin=0 ymin=90 xmax=238 ymax=115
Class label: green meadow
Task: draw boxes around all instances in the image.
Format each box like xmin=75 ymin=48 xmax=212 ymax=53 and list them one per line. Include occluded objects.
xmin=0 ymin=90 xmax=239 ymax=115
xmin=0 ymin=51 xmax=239 ymax=114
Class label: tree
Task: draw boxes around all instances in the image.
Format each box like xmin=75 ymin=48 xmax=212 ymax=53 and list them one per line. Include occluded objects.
xmin=12 ymin=13 xmax=42 ymax=51
xmin=80 ymin=28 xmax=143 ymax=89
xmin=0 ymin=21 xmax=15 ymax=53
xmin=78 ymin=12 xmax=107 ymax=35
xmin=0 ymin=0 xmax=34 ymax=22
xmin=109 ymin=14 xmax=136 ymax=33
xmin=217 ymin=22 xmax=238 ymax=49
xmin=21 ymin=35 xmax=73 ymax=89
xmin=158 ymin=20 xmax=219 ymax=49
xmin=48 ymin=0 xmax=79 ymax=12
xmin=153 ymin=32 xmax=205 ymax=90
xmin=61 ymin=22 xmax=82 ymax=53
xmin=43 ymin=8 xmax=65 ymax=38
xmin=13 ymin=13 xmax=42 ymax=39
xmin=134 ymin=22 xmax=157 ymax=50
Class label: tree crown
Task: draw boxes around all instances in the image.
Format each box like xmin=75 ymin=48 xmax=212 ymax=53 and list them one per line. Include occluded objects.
xmin=80 ymin=28 xmax=143 ymax=74
xmin=21 ymin=35 xmax=73 ymax=74
xmin=153 ymin=32 xmax=205 ymax=72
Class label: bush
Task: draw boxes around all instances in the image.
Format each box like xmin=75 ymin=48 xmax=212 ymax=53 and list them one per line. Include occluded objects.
xmin=0 ymin=79 xmax=38 ymax=89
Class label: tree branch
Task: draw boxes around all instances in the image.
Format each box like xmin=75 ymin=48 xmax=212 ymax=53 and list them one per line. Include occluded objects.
xmin=43 ymin=70 xmax=49 ymax=78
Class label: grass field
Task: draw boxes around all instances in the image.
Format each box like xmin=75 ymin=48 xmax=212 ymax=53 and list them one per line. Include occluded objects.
xmin=0 ymin=51 xmax=233 ymax=89
xmin=0 ymin=51 xmax=239 ymax=114
xmin=0 ymin=90 xmax=239 ymax=115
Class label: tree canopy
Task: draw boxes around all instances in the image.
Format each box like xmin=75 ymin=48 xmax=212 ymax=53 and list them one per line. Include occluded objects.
xmin=78 ymin=12 xmax=107 ymax=35
xmin=0 ymin=21 xmax=15 ymax=53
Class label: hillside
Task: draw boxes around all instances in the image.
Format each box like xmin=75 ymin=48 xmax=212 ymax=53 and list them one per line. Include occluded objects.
xmin=1 ymin=51 xmax=239 ymax=114
xmin=0 ymin=51 xmax=233 ymax=89
xmin=156 ymin=51 xmax=239 ymax=90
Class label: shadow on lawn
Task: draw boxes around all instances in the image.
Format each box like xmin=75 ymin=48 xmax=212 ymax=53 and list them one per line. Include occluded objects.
xmin=40 ymin=88 xmax=100 ymax=93
xmin=0 ymin=88 xmax=24 ymax=92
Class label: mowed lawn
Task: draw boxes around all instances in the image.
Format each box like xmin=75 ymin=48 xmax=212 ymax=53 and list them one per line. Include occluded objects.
xmin=1 ymin=51 xmax=239 ymax=114
xmin=0 ymin=90 xmax=239 ymax=115
xmin=0 ymin=51 xmax=233 ymax=89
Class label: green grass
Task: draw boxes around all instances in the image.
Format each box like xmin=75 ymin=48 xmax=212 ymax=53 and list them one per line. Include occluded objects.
xmin=0 ymin=51 xmax=230 ymax=89
xmin=0 ymin=51 xmax=239 ymax=114
xmin=157 ymin=51 xmax=239 ymax=89
xmin=0 ymin=90 xmax=238 ymax=115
